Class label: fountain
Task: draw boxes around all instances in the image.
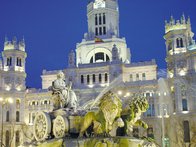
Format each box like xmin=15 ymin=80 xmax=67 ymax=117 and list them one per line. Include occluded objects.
xmin=28 ymin=72 xmax=156 ymax=147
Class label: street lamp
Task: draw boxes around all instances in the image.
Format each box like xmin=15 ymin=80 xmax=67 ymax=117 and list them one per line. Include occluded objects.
xmin=0 ymin=98 xmax=13 ymax=147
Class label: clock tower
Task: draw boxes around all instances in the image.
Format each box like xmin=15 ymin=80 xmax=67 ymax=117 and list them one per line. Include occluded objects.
xmin=75 ymin=0 xmax=131 ymax=65
xmin=87 ymin=0 xmax=119 ymax=39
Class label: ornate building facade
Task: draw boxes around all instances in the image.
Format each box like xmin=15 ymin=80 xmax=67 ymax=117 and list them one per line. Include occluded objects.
xmin=0 ymin=0 xmax=196 ymax=146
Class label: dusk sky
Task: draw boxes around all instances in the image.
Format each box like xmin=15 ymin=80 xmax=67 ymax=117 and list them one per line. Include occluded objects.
xmin=0 ymin=0 xmax=195 ymax=88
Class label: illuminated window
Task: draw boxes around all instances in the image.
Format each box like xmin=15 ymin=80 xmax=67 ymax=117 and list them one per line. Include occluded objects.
xmin=81 ymin=75 xmax=84 ymax=84
xmin=16 ymin=111 xmax=20 ymax=122
xmin=16 ymin=99 xmax=20 ymax=109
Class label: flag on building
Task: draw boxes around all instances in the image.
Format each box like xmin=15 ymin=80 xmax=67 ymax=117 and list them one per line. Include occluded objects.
xmin=95 ymin=37 xmax=104 ymax=43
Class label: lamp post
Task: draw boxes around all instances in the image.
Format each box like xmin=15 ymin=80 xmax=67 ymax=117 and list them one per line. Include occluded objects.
xmin=0 ymin=98 xmax=13 ymax=147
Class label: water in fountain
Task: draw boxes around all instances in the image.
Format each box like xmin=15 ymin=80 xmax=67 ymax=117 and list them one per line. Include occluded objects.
xmin=80 ymin=74 xmax=124 ymax=110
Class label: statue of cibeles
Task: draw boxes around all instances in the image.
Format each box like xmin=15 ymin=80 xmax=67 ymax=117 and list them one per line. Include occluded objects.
xmin=49 ymin=71 xmax=77 ymax=111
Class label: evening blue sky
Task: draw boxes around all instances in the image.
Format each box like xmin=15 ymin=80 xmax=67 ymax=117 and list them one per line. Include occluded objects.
xmin=0 ymin=0 xmax=195 ymax=88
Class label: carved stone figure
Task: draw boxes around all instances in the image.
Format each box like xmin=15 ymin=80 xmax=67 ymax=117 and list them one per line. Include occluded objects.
xmin=49 ymin=71 xmax=77 ymax=110
xmin=122 ymin=95 xmax=149 ymax=135
xmin=79 ymin=91 xmax=124 ymax=137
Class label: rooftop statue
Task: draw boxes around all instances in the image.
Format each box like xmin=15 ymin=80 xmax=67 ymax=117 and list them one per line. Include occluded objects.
xmin=49 ymin=71 xmax=77 ymax=111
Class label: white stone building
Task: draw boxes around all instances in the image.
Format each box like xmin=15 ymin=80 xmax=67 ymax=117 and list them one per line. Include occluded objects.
xmin=0 ymin=0 xmax=196 ymax=146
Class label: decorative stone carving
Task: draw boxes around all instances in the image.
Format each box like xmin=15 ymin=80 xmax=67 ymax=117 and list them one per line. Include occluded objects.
xmin=33 ymin=112 xmax=51 ymax=142
xmin=53 ymin=115 xmax=69 ymax=138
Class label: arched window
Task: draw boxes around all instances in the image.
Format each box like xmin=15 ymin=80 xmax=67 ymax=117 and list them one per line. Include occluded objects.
xmin=99 ymin=74 xmax=102 ymax=83
xmin=105 ymin=73 xmax=108 ymax=82
xmin=6 ymin=111 xmax=9 ymax=122
xmin=16 ymin=111 xmax=20 ymax=122
xmin=44 ymin=100 xmax=48 ymax=105
xmin=6 ymin=130 xmax=10 ymax=147
xmin=95 ymin=14 xmax=98 ymax=25
xmin=15 ymin=131 xmax=20 ymax=146
xmin=93 ymin=74 xmax=96 ymax=83
xmin=81 ymin=75 xmax=84 ymax=84
xmin=87 ymin=75 xmax=90 ymax=84
xmin=182 ymin=99 xmax=188 ymax=111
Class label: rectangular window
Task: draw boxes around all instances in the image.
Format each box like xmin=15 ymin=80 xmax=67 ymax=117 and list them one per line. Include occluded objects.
xmin=81 ymin=75 xmax=84 ymax=84
xmin=182 ymin=99 xmax=188 ymax=111
xmin=87 ymin=75 xmax=90 ymax=84
xmin=103 ymin=13 xmax=106 ymax=24
xmin=93 ymin=74 xmax=96 ymax=83
xmin=105 ymin=73 xmax=108 ymax=82
xmin=99 ymin=14 xmax=102 ymax=25
xmin=183 ymin=121 xmax=190 ymax=142
xmin=95 ymin=28 xmax=98 ymax=36
xmin=103 ymin=26 xmax=106 ymax=35
xmin=6 ymin=57 xmax=12 ymax=66
xmin=99 ymin=74 xmax=102 ymax=83
xmin=95 ymin=14 xmax=98 ymax=25
xmin=99 ymin=27 xmax=102 ymax=35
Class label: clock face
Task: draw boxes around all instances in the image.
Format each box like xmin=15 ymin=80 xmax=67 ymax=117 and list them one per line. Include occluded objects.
xmin=94 ymin=0 xmax=105 ymax=9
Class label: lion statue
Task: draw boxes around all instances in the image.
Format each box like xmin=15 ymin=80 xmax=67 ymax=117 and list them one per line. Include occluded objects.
xmin=79 ymin=91 xmax=124 ymax=137
xmin=121 ymin=95 xmax=149 ymax=136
